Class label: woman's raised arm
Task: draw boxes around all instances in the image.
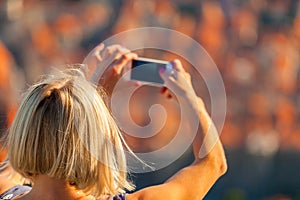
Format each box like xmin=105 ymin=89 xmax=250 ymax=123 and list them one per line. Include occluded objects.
xmin=83 ymin=46 xmax=227 ymax=200
xmin=127 ymin=60 xmax=227 ymax=200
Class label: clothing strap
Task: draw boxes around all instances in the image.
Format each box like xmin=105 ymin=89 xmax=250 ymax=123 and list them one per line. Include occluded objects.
xmin=110 ymin=193 xmax=126 ymax=200
xmin=0 ymin=185 xmax=126 ymax=200
xmin=0 ymin=185 xmax=31 ymax=200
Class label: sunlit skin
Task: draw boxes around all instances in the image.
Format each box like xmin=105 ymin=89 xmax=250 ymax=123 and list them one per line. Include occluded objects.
xmin=7 ymin=44 xmax=226 ymax=200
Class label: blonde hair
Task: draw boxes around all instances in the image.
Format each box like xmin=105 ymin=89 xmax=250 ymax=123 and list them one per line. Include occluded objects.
xmin=7 ymin=68 xmax=134 ymax=197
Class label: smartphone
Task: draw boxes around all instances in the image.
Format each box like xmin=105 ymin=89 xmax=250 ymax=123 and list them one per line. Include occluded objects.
xmin=130 ymin=57 xmax=172 ymax=86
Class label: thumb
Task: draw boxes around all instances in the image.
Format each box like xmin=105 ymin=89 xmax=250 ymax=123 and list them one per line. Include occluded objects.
xmin=159 ymin=68 xmax=176 ymax=89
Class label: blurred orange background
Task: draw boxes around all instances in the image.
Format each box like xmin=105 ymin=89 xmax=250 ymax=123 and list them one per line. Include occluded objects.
xmin=0 ymin=0 xmax=300 ymax=199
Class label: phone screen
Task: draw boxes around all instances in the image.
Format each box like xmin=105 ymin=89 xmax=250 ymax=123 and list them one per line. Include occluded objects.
xmin=131 ymin=58 xmax=170 ymax=85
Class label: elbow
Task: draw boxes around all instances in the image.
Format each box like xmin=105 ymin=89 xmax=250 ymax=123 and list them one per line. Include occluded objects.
xmin=207 ymin=148 xmax=228 ymax=177
xmin=213 ymin=147 xmax=227 ymax=176
xmin=212 ymin=144 xmax=227 ymax=176
xmin=196 ymin=142 xmax=228 ymax=177
xmin=197 ymin=151 xmax=227 ymax=178
xmin=218 ymin=155 xmax=227 ymax=176
xmin=215 ymin=147 xmax=228 ymax=177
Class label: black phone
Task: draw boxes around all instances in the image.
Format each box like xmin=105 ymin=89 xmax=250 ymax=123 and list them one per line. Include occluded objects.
xmin=130 ymin=57 xmax=172 ymax=86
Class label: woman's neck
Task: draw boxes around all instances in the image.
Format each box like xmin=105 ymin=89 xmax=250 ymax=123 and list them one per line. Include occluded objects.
xmin=17 ymin=175 xmax=97 ymax=200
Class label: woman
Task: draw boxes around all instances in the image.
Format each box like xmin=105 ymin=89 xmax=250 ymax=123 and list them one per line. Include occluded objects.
xmin=0 ymin=44 xmax=227 ymax=200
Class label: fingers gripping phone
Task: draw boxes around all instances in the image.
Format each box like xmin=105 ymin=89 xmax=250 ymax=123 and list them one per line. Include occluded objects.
xmin=130 ymin=57 xmax=173 ymax=86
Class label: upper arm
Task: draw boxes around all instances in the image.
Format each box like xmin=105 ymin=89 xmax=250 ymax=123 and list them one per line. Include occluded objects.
xmin=126 ymin=158 xmax=225 ymax=200
xmin=126 ymin=112 xmax=227 ymax=200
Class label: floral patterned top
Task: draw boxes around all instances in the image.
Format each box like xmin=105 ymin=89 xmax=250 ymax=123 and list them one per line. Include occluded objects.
xmin=0 ymin=185 xmax=31 ymax=199
xmin=0 ymin=185 xmax=126 ymax=200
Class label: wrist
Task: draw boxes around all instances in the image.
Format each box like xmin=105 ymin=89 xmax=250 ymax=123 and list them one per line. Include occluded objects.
xmin=181 ymin=93 xmax=206 ymax=113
